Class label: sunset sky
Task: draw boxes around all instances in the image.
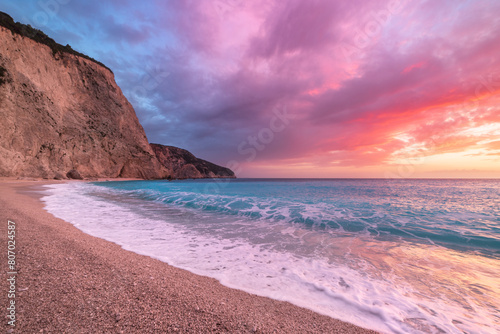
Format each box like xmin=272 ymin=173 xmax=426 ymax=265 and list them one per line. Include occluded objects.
xmin=4 ymin=0 xmax=500 ymax=178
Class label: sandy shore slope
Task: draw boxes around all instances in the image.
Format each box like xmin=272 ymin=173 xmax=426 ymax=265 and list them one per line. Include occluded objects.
xmin=0 ymin=180 xmax=379 ymax=333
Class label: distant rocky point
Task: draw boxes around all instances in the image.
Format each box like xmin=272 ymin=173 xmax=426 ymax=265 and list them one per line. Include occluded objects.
xmin=0 ymin=11 xmax=234 ymax=180
xmin=151 ymin=144 xmax=235 ymax=179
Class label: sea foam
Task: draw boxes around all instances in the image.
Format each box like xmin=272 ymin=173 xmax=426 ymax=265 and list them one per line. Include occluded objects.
xmin=41 ymin=180 xmax=500 ymax=334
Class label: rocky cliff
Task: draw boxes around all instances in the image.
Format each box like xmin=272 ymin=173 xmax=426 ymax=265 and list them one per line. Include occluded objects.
xmin=150 ymin=144 xmax=235 ymax=179
xmin=0 ymin=12 xmax=234 ymax=180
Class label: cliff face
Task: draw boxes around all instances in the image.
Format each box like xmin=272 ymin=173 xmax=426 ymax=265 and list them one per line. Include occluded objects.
xmin=0 ymin=18 xmax=170 ymax=179
xmin=0 ymin=12 xmax=235 ymax=180
xmin=150 ymin=144 xmax=235 ymax=179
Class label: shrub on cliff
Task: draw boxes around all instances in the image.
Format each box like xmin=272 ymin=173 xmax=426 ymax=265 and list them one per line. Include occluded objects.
xmin=0 ymin=11 xmax=112 ymax=73
xmin=0 ymin=65 xmax=7 ymax=86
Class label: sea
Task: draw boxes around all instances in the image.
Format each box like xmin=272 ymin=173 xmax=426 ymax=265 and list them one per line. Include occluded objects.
xmin=41 ymin=179 xmax=499 ymax=334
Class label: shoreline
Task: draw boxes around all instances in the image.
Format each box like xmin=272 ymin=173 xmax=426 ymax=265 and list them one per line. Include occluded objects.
xmin=0 ymin=179 xmax=378 ymax=333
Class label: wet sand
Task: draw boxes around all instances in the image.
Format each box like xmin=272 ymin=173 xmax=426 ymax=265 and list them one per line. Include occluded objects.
xmin=0 ymin=179 xmax=379 ymax=333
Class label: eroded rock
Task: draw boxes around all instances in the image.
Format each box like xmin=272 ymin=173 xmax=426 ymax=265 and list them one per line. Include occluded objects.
xmin=150 ymin=144 xmax=235 ymax=179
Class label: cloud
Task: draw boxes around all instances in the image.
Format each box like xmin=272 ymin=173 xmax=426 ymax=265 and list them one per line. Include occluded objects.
xmin=248 ymin=0 xmax=342 ymax=58
xmin=7 ymin=0 xmax=500 ymax=176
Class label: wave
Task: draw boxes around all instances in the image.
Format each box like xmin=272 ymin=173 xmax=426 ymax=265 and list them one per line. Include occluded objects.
xmin=41 ymin=181 xmax=500 ymax=334
xmin=94 ymin=180 xmax=500 ymax=256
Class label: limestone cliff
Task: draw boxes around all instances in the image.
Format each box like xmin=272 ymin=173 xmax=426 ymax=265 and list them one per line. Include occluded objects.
xmin=0 ymin=12 xmax=234 ymax=180
xmin=150 ymin=144 xmax=235 ymax=179
xmin=0 ymin=13 xmax=169 ymax=179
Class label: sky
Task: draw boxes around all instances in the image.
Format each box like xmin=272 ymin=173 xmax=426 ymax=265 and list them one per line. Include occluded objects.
xmin=3 ymin=0 xmax=500 ymax=178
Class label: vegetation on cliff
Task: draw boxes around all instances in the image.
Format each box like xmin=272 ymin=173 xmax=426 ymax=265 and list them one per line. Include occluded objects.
xmin=0 ymin=65 xmax=7 ymax=85
xmin=0 ymin=11 xmax=111 ymax=72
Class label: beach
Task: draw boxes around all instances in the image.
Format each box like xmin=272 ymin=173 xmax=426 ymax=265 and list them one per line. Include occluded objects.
xmin=0 ymin=179 xmax=377 ymax=334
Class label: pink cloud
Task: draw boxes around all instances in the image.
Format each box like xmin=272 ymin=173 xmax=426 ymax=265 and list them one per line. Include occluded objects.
xmin=69 ymin=0 xmax=500 ymax=175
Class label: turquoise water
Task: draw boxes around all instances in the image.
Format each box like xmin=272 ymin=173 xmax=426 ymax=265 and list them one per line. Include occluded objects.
xmin=42 ymin=179 xmax=500 ymax=333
